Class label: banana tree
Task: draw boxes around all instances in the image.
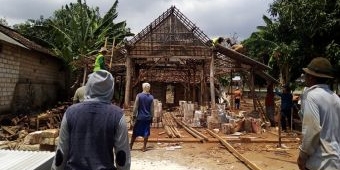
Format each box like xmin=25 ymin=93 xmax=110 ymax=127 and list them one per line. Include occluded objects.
xmin=47 ymin=0 xmax=133 ymax=66
xmin=269 ymin=41 xmax=299 ymax=85
xmin=243 ymin=15 xmax=300 ymax=85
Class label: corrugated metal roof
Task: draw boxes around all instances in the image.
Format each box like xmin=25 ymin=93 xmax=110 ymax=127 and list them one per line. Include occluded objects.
xmin=0 ymin=32 xmax=28 ymax=49
xmin=0 ymin=149 xmax=55 ymax=170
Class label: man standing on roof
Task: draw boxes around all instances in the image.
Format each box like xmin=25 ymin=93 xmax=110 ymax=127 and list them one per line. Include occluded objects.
xmin=224 ymin=38 xmax=235 ymax=47
xmin=93 ymin=47 xmax=108 ymax=72
xmin=212 ymin=37 xmax=224 ymax=46
xmin=297 ymin=57 xmax=340 ymax=170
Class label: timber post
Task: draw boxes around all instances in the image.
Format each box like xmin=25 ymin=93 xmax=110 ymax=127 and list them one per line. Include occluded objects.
xmin=209 ymin=53 xmax=216 ymax=109
xmin=124 ymin=55 xmax=131 ymax=108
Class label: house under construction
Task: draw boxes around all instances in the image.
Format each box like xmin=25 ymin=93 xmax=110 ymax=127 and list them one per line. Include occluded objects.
xmin=78 ymin=6 xmax=278 ymax=114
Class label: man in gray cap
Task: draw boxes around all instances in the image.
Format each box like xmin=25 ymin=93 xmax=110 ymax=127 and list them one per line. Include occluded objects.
xmin=297 ymin=57 xmax=340 ymax=170
xmin=52 ymin=70 xmax=131 ymax=170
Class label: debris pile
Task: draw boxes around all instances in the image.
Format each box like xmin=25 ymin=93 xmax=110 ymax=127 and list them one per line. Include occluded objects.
xmin=0 ymin=102 xmax=71 ymax=151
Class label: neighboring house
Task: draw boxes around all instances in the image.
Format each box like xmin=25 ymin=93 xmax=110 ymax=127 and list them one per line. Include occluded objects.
xmin=0 ymin=24 xmax=66 ymax=114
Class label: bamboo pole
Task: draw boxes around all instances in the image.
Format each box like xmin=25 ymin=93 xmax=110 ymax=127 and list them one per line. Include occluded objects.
xmin=181 ymin=121 xmax=209 ymax=141
xmin=278 ymin=114 xmax=282 ymax=147
xmin=163 ymin=112 xmax=181 ymax=138
xmin=171 ymin=126 xmax=182 ymax=138
xmin=104 ymin=37 xmax=108 ymax=48
xmin=170 ymin=113 xmax=208 ymax=141
xmin=109 ymin=38 xmax=115 ymax=70
xmin=82 ymin=66 xmax=87 ymax=86
xmin=210 ymin=53 xmax=216 ymax=109
xmin=174 ymin=119 xmax=204 ymax=142
xmin=207 ymin=129 xmax=262 ymax=170
xmin=175 ymin=120 xmax=203 ymax=140
xmin=124 ymin=55 xmax=131 ymax=108
xmin=180 ymin=123 xmax=204 ymax=142
xmin=200 ymin=65 xmax=204 ymax=105
xmin=164 ymin=126 xmax=175 ymax=138
xmin=132 ymin=137 xmax=299 ymax=143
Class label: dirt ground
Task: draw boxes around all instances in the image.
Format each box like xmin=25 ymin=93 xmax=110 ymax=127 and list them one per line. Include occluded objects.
xmin=129 ymin=128 xmax=300 ymax=170
xmin=129 ymin=97 xmax=301 ymax=170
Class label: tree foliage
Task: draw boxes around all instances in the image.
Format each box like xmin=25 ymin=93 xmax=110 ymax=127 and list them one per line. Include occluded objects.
xmin=243 ymin=0 xmax=340 ymax=84
xmin=0 ymin=18 xmax=9 ymax=26
xmin=14 ymin=0 xmax=133 ymax=68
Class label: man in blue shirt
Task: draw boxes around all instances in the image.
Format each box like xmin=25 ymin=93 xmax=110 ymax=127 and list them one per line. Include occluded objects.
xmin=275 ymin=84 xmax=293 ymax=132
xmin=130 ymin=82 xmax=154 ymax=152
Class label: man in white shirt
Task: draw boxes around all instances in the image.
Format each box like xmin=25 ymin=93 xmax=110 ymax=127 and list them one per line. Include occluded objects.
xmin=297 ymin=57 xmax=340 ymax=170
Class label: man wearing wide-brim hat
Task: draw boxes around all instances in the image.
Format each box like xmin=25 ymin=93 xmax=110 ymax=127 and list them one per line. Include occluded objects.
xmin=93 ymin=47 xmax=108 ymax=72
xmin=297 ymin=57 xmax=340 ymax=170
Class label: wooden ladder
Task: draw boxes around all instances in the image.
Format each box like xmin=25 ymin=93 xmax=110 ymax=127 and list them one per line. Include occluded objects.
xmin=242 ymin=72 xmax=268 ymax=123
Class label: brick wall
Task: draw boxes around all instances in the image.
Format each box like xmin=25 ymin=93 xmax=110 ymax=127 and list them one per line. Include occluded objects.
xmin=0 ymin=41 xmax=66 ymax=114
xmin=0 ymin=42 xmax=20 ymax=112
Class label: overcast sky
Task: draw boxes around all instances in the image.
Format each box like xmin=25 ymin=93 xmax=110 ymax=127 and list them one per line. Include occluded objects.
xmin=0 ymin=0 xmax=273 ymax=40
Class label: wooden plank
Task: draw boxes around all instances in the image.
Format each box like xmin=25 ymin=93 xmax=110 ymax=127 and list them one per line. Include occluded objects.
xmin=129 ymin=55 xmax=208 ymax=60
xmin=207 ymin=137 xmax=300 ymax=143
xmin=174 ymin=120 xmax=204 ymax=142
xmin=215 ymin=44 xmax=270 ymax=70
xmin=2 ymin=126 xmax=15 ymax=135
xmin=181 ymin=121 xmax=209 ymax=141
xmin=207 ymin=129 xmax=263 ymax=170
xmin=134 ymin=137 xmax=201 ymax=143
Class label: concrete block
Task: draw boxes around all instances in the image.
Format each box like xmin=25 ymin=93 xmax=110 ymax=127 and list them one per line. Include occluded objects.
xmin=41 ymin=129 xmax=59 ymax=138
xmin=23 ymin=131 xmax=43 ymax=145
xmin=40 ymin=137 xmax=56 ymax=145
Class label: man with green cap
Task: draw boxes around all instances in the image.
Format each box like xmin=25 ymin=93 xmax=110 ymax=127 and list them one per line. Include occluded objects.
xmin=297 ymin=57 xmax=340 ymax=170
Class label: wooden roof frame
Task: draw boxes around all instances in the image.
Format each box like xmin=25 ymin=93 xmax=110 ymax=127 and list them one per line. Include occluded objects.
xmin=121 ymin=6 xmax=278 ymax=109
xmin=68 ymin=6 xmax=278 ymax=112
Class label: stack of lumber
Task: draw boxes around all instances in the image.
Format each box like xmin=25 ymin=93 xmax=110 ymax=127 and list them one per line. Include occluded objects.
xmin=162 ymin=112 xmax=181 ymax=138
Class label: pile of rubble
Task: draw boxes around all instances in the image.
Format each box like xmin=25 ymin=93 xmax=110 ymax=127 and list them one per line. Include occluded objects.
xmin=178 ymin=101 xmax=265 ymax=135
xmin=0 ymin=102 xmax=70 ymax=151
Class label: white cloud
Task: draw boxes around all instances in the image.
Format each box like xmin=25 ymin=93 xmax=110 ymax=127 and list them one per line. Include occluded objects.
xmin=0 ymin=0 xmax=273 ymax=40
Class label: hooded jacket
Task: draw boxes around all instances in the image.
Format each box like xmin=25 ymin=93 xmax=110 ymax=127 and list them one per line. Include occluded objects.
xmin=52 ymin=70 xmax=130 ymax=170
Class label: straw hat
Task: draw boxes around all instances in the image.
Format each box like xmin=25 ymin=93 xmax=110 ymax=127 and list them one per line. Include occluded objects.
xmin=99 ymin=47 xmax=108 ymax=53
xmin=303 ymin=57 xmax=333 ymax=79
